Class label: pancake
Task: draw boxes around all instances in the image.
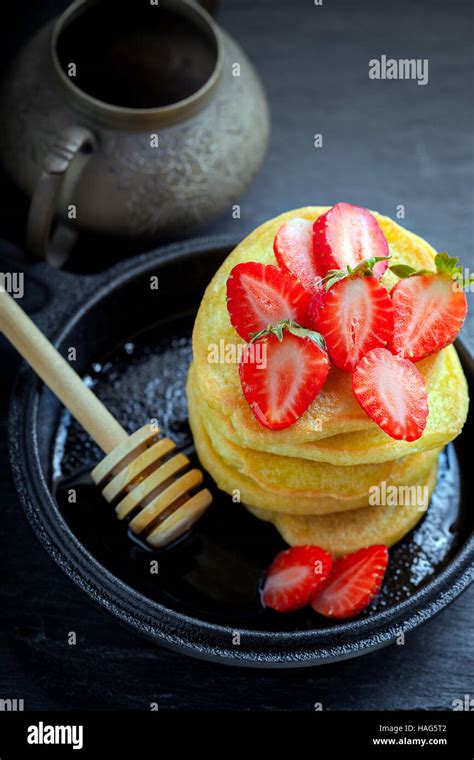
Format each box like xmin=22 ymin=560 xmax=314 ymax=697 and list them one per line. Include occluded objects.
xmin=246 ymin=464 xmax=437 ymax=557
xmin=188 ymin=363 xmax=441 ymax=512
xmin=192 ymin=207 xmax=444 ymax=446
xmin=192 ymin=345 xmax=468 ymax=466
xmin=188 ymin=371 xmax=441 ymax=516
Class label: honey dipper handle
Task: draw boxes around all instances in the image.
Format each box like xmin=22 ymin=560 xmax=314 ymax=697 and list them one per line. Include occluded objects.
xmin=0 ymin=289 xmax=128 ymax=454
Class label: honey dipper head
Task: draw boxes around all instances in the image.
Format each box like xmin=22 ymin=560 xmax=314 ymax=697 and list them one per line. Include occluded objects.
xmin=91 ymin=423 xmax=212 ymax=548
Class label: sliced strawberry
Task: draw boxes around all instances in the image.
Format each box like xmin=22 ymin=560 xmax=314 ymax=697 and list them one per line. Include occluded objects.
xmin=311 ymin=545 xmax=388 ymax=620
xmin=313 ymin=203 xmax=389 ymax=279
xmin=274 ymin=218 xmax=323 ymax=294
xmin=239 ymin=323 xmax=329 ymax=430
xmin=226 ymin=262 xmax=311 ymax=342
xmin=307 ymin=287 xmax=326 ymax=329
xmin=352 ymin=347 xmax=428 ymax=441
xmin=388 ymin=254 xmax=467 ymax=361
xmin=262 ymin=545 xmax=333 ymax=612
xmin=316 ymin=276 xmax=394 ymax=372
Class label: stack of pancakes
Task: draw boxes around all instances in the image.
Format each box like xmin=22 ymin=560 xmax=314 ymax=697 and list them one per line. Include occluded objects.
xmin=187 ymin=208 xmax=469 ymax=555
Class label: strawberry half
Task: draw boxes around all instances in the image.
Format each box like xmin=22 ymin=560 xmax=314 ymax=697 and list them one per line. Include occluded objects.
xmin=352 ymin=347 xmax=429 ymax=441
xmin=239 ymin=322 xmax=329 ymax=430
xmin=274 ymin=218 xmax=323 ymax=294
xmin=262 ymin=545 xmax=333 ymax=612
xmin=307 ymin=287 xmax=326 ymax=329
xmin=313 ymin=203 xmax=389 ymax=279
xmin=311 ymin=545 xmax=388 ymax=620
xmin=388 ymin=253 xmax=467 ymax=362
xmin=316 ymin=274 xmax=394 ymax=372
xmin=226 ymin=262 xmax=311 ymax=342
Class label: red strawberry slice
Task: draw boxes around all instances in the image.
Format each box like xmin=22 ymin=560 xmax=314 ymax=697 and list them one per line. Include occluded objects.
xmin=226 ymin=262 xmax=311 ymax=342
xmin=307 ymin=288 xmax=326 ymax=329
xmin=313 ymin=203 xmax=389 ymax=279
xmin=352 ymin=347 xmax=428 ymax=441
xmin=311 ymin=545 xmax=388 ymax=619
xmin=389 ymin=273 xmax=467 ymax=362
xmin=262 ymin=545 xmax=333 ymax=612
xmin=274 ymin=218 xmax=323 ymax=294
xmin=239 ymin=326 xmax=329 ymax=430
xmin=316 ymin=276 xmax=394 ymax=372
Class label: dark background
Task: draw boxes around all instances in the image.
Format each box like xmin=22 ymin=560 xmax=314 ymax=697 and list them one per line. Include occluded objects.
xmin=0 ymin=0 xmax=473 ymax=710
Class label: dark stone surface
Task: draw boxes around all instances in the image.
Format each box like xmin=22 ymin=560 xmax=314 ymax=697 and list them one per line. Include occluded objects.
xmin=0 ymin=0 xmax=472 ymax=710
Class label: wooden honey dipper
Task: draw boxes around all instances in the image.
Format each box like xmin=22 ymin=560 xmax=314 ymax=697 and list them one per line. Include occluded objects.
xmin=0 ymin=289 xmax=212 ymax=548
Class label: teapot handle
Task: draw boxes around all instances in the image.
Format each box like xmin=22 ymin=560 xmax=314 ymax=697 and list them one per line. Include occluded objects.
xmin=26 ymin=126 xmax=97 ymax=268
